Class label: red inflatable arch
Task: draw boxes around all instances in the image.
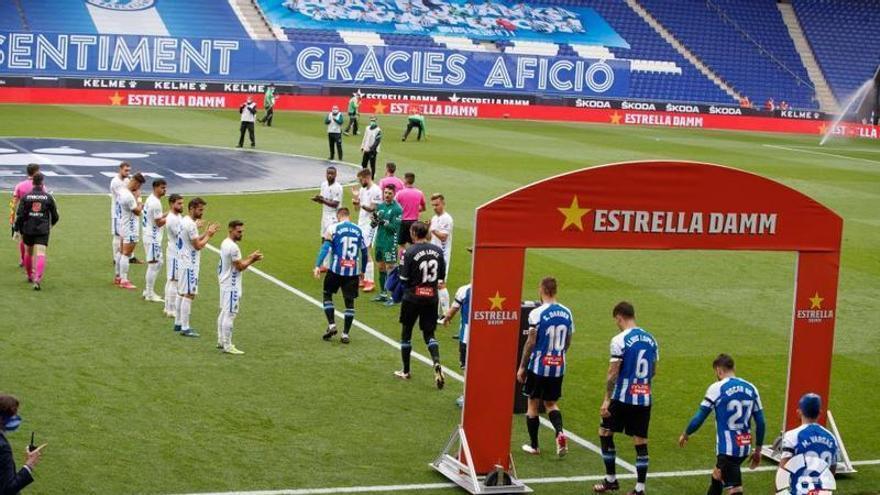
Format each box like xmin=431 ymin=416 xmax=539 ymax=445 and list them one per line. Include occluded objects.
xmin=433 ymin=161 xmax=843 ymax=493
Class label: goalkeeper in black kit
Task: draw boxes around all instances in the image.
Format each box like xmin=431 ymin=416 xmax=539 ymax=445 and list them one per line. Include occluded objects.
xmin=393 ymin=221 xmax=446 ymax=389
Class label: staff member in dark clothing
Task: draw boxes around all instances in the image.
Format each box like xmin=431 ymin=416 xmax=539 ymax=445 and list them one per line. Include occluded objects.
xmin=14 ymin=173 xmax=58 ymax=291
xmin=0 ymin=394 xmax=46 ymax=495
xmin=393 ymin=221 xmax=447 ymax=390
xmin=237 ymin=96 xmax=258 ymax=148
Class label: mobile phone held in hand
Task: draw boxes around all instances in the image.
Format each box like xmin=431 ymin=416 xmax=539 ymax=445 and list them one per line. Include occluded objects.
xmin=28 ymin=432 xmax=36 ymax=453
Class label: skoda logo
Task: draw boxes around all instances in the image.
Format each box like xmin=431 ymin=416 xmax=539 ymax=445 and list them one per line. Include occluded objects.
xmin=86 ymin=0 xmax=156 ymax=11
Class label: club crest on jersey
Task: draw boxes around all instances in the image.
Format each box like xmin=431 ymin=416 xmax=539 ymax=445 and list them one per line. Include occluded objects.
xmin=472 ymin=291 xmax=517 ymax=326
xmin=796 ymin=292 xmax=834 ymax=324
xmin=86 ymin=0 xmax=156 ymax=11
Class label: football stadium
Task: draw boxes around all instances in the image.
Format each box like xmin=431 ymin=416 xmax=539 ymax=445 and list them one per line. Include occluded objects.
xmin=1 ymin=1 xmax=879 ymax=494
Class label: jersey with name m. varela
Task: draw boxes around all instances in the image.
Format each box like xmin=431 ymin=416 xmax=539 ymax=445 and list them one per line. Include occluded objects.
xmin=610 ymin=327 xmax=659 ymax=406
xmin=527 ymin=303 xmax=575 ymax=378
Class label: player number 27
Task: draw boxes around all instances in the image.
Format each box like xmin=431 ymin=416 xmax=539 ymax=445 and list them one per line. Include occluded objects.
xmin=726 ymin=399 xmax=754 ymax=430
xmin=544 ymin=325 xmax=568 ymax=352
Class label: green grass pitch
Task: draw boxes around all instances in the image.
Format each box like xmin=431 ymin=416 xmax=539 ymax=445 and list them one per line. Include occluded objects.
xmin=0 ymin=104 xmax=878 ymax=494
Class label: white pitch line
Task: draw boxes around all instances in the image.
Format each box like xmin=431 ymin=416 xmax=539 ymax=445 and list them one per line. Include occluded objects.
xmin=763 ymin=144 xmax=880 ymax=165
xmin=203 ymin=245 xmax=635 ymax=473
xmin=166 ymin=460 xmax=880 ymax=495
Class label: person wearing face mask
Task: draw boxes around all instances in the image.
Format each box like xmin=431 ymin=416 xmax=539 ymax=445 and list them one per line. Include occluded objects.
xmin=359 ymin=116 xmax=382 ymax=179
xmin=0 ymin=394 xmax=45 ymax=494
xmin=325 ymin=105 xmax=345 ymax=161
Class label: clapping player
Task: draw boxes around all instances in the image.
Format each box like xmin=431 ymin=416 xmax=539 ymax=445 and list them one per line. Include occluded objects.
xmin=163 ymin=194 xmax=184 ymax=318
xmin=141 ymin=179 xmax=168 ymax=302
xmin=115 ymin=173 xmax=145 ymax=290
xmin=679 ymin=354 xmax=766 ymax=495
xmin=173 ymin=198 xmax=220 ymax=338
xmin=217 ymin=220 xmax=263 ymax=355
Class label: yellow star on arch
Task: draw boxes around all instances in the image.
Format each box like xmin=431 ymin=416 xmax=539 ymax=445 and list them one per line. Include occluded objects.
xmin=809 ymin=292 xmax=824 ymax=310
xmin=372 ymin=101 xmax=387 ymax=114
xmin=610 ymin=112 xmax=622 ymax=125
xmin=558 ymin=196 xmax=591 ymax=231
xmin=488 ymin=291 xmax=506 ymax=311
xmin=108 ymin=91 xmax=124 ymax=106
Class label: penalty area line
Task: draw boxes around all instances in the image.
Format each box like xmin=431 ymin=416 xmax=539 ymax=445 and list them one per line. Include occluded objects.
xmin=203 ymin=245 xmax=634 ymax=473
xmin=164 ymin=460 xmax=880 ymax=495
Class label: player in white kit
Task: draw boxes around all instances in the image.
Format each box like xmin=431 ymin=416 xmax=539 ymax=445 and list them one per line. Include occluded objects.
xmin=217 ymin=220 xmax=264 ymax=354
xmin=110 ymin=162 xmax=130 ymax=282
xmin=351 ymin=168 xmax=382 ymax=292
xmin=428 ymin=193 xmax=453 ymax=319
xmin=115 ymin=173 xmax=146 ymax=290
xmin=311 ymin=166 xmax=343 ymax=271
xmin=173 ymin=197 xmax=219 ymax=338
xmin=163 ymin=194 xmax=184 ymax=318
xmin=141 ymin=179 xmax=168 ymax=302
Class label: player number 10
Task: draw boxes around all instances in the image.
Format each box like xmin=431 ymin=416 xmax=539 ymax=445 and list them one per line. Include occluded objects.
xmin=544 ymin=325 xmax=568 ymax=352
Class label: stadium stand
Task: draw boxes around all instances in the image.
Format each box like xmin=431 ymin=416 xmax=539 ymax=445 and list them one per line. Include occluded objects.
xmin=793 ymin=0 xmax=880 ymax=103
xmin=0 ymin=0 xmax=24 ymax=31
xmin=638 ymin=0 xmax=817 ymax=109
xmin=16 ymin=0 xmax=248 ymax=38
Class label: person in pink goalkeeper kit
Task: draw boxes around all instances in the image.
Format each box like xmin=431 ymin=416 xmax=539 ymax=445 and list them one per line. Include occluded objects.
xmin=11 ymin=164 xmax=40 ymax=269
xmin=394 ymin=172 xmax=426 ymax=249
xmin=378 ymin=162 xmax=405 ymax=196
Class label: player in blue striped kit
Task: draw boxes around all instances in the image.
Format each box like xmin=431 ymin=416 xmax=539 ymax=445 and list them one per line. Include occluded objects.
xmin=777 ymin=393 xmax=838 ymax=495
xmin=679 ymin=354 xmax=766 ymax=495
xmin=594 ymin=302 xmax=659 ymax=495
xmin=517 ymin=277 xmax=573 ymax=458
xmin=313 ymin=207 xmax=368 ymax=344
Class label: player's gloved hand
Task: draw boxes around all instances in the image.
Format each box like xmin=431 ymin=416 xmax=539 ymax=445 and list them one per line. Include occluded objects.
xmin=748 ymin=449 xmax=761 ymax=469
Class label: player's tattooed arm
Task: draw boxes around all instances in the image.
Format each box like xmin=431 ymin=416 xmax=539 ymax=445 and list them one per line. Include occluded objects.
xmin=516 ymin=328 xmax=537 ymax=383
xmin=604 ymin=361 xmax=621 ymax=398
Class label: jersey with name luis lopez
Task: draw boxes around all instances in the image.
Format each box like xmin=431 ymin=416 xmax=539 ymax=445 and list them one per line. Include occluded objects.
xmin=400 ymin=242 xmax=446 ymax=303
xmin=610 ymin=327 xmax=659 ymax=406
xmin=325 ymin=221 xmax=368 ymax=277
xmin=527 ymin=302 xmax=575 ymax=378
xmin=702 ymin=376 xmax=764 ymax=457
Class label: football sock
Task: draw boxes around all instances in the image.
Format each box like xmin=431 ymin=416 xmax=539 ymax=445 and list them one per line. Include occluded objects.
xmin=179 ymin=297 xmax=192 ymax=330
xmin=707 ymin=477 xmax=723 ymax=495
xmin=112 ymin=237 xmax=120 ymax=262
xmin=459 ymin=341 xmax=467 ymax=368
xmin=119 ymin=255 xmax=130 ymax=281
xmin=164 ymin=280 xmax=177 ymax=313
xmin=427 ymin=337 xmax=440 ymax=365
xmin=635 ymin=444 xmax=649 ymax=490
xmin=548 ymin=409 xmax=564 ymax=436
xmin=439 ymin=287 xmax=450 ymax=315
xmin=364 ymin=260 xmax=374 ymax=283
xmin=216 ymin=311 xmax=224 ymax=345
xmin=379 ymin=270 xmax=387 ymax=291
xmin=23 ymin=253 xmax=32 ymax=280
xmin=401 ymin=339 xmax=412 ymax=374
xmin=221 ymin=312 xmax=235 ymax=349
xmin=114 ymin=251 xmax=121 ymax=277
xmin=323 ymin=299 xmax=335 ymax=326
xmin=174 ymin=294 xmax=183 ymax=326
xmin=145 ymin=263 xmax=160 ymax=294
xmin=18 ymin=241 xmax=25 ymax=265
xmin=33 ymin=254 xmax=46 ymax=283
xmin=343 ymin=298 xmax=355 ymax=334
xmin=600 ymin=435 xmax=617 ymax=480
xmin=526 ymin=415 xmax=540 ymax=449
